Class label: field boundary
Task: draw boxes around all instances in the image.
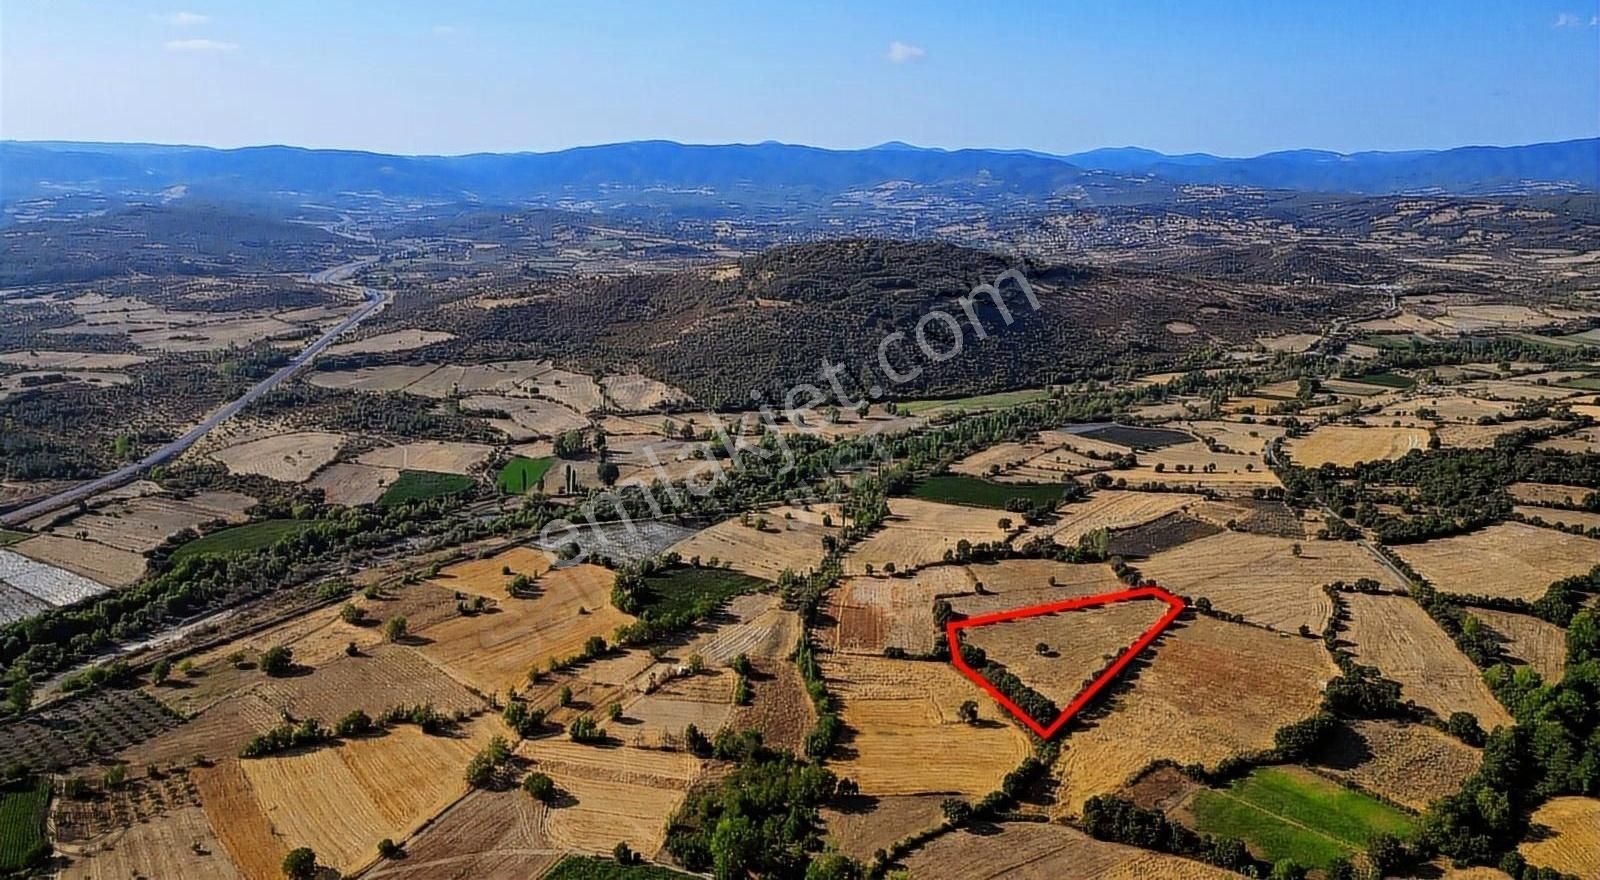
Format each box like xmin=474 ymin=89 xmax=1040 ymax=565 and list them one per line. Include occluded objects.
xmin=946 ymin=585 xmax=1185 ymax=738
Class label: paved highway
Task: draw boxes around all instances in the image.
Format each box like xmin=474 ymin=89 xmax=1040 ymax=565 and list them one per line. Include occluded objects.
xmin=1 ymin=269 xmax=388 ymax=527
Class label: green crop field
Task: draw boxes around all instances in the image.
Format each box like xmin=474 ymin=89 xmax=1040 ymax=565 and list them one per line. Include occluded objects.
xmin=1188 ymin=767 xmax=1415 ymax=869
xmin=0 ymin=529 xmax=27 ymax=548
xmin=1557 ymin=376 xmax=1600 ymax=391
xmin=0 ymin=777 xmax=51 ymax=872
xmin=379 ymin=470 xmax=476 ymax=507
xmin=544 ymin=855 xmax=694 ymax=879
xmin=638 ymin=566 xmax=768 ymax=621
xmin=899 ymin=388 xmax=1051 ymax=416
xmin=172 ymin=519 xmax=312 ymax=560
xmin=1347 ymin=371 xmax=1414 ymax=389
xmin=497 ymin=455 xmax=555 ymax=494
xmin=910 ymin=474 xmax=1065 ymax=510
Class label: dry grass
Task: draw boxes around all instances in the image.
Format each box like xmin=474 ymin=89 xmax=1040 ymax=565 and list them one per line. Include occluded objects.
xmin=1470 ymin=608 xmax=1569 ymax=684
xmin=1314 ymin=719 xmax=1482 ymax=811
xmin=1516 ymin=506 xmax=1600 ymax=532
xmin=57 ymin=802 xmax=244 ymax=880
xmin=52 ymin=490 xmax=254 ymax=553
xmin=1122 ymin=441 xmax=1280 ymax=493
xmin=322 ymin=329 xmax=455 ymax=357
xmin=1536 ymin=426 xmax=1600 ymax=454
xmin=668 ymin=504 xmax=840 ymax=580
xmin=9 ymin=535 xmax=145 ymax=587
xmin=426 ymin=546 xmax=553 ymax=599
xmin=821 ymin=794 xmax=947 ymax=861
xmin=308 ymin=462 xmax=401 ymax=506
xmin=194 ymin=759 xmax=286 ymax=880
xmin=209 ymin=431 xmax=347 ymax=482
xmin=460 ymin=394 xmax=589 ymax=440
xmin=1138 ymin=532 xmax=1398 ymax=633
xmin=356 ymin=441 xmax=494 ymax=475
xmin=1342 ymin=593 xmax=1514 ymax=728
xmin=1028 ymin=490 xmax=1198 ymax=547
xmin=1284 ymin=425 xmax=1430 ymax=467
xmin=822 ymin=652 xmax=1031 ymax=797
xmin=359 ymin=786 xmax=555 ymax=880
xmin=601 ymin=372 xmax=690 ymax=411
xmin=962 ymin=599 xmax=1172 ymax=706
xmin=951 ymin=559 xmax=1128 ymax=615
xmin=0 ymin=349 xmax=150 ymax=369
xmin=418 ymin=562 xmax=632 ymax=694
xmin=1507 ymin=482 xmax=1595 ymax=507
xmin=904 ymin=820 xmax=1239 ymax=879
xmin=1051 ymin=617 xmax=1334 ymax=817
xmin=1437 ymin=418 xmax=1566 ymax=449
xmin=1392 ymin=522 xmax=1600 ymax=601
xmin=1520 ymin=798 xmax=1600 ymax=878
xmin=830 ymin=567 xmax=975 ymax=655
xmin=518 ymin=738 xmax=702 ymax=858
xmin=845 ymin=498 xmax=1015 ymax=575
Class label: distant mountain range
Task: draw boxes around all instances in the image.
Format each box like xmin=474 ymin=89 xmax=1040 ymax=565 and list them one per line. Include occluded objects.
xmin=3 ymin=137 xmax=1595 ymax=206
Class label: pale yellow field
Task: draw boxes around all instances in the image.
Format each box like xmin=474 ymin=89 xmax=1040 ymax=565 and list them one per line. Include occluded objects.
xmin=1437 ymin=418 xmax=1565 ymax=449
xmin=1283 ymin=424 xmax=1430 ymax=467
xmin=1138 ymin=532 xmax=1399 ymax=633
xmin=601 ymin=372 xmax=691 ymax=411
xmin=1519 ymin=797 xmax=1600 ymax=879
xmin=1508 ymin=482 xmax=1595 ymax=507
xmin=357 ymin=440 xmax=494 ymax=475
xmin=906 ymin=822 xmax=1239 ymax=880
xmin=209 ymin=431 xmax=347 ymax=482
xmin=55 ymin=490 xmax=255 ymax=552
xmin=830 ymin=566 xmax=976 ymax=655
xmin=668 ymin=504 xmax=840 ymax=580
xmin=963 ymin=599 xmax=1171 ymax=706
xmin=1392 ymin=522 xmax=1600 ymax=601
xmin=845 ymin=498 xmax=1016 ymax=575
xmin=1516 ymin=505 xmax=1600 ymax=532
xmin=1028 ymin=490 xmax=1197 ymax=547
xmin=57 ymin=804 xmax=244 ymax=880
xmin=951 ymin=559 xmax=1127 ymax=615
xmin=519 ymin=738 xmax=702 ymax=858
xmin=0 ymin=349 xmax=150 ymax=369
xmin=822 ymin=652 xmax=1031 ymax=797
xmin=1536 ymin=426 xmax=1600 ymax=454
xmin=1470 ymin=608 xmax=1569 ymax=684
xmin=427 ymin=545 xmax=554 ymax=599
xmin=1343 ymin=593 xmax=1514 ymax=728
xmin=1122 ymin=441 xmax=1280 ymax=492
xmin=308 ymin=462 xmax=401 ymax=506
xmin=11 ymin=533 xmax=146 ymax=587
xmin=1316 ymin=719 xmax=1482 ymax=812
xmin=418 ymin=562 xmax=633 ymax=694
xmin=461 ymin=394 xmax=590 ymax=440
xmin=322 ymin=329 xmax=455 ymax=357
xmin=1051 ymin=617 xmax=1334 ymax=817
xmin=1378 ymin=394 xmax=1516 ymax=424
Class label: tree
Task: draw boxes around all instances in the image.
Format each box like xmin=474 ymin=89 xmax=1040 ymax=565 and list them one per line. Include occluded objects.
xmin=613 ymin=841 xmax=639 ymax=866
xmin=1365 ymin=832 xmax=1407 ymax=875
xmin=558 ymin=685 xmax=573 ymax=707
xmin=940 ymin=797 xmax=971 ymax=826
xmin=260 ymin=646 xmax=293 ymax=677
xmin=281 ymin=847 xmax=318 ymax=880
xmin=553 ymin=429 xmax=587 ymax=457
xmin=151 ymin=659 xmax=172 ymax=685
xmin=383 ymin=615 xmax=408 ymax=643
xmin=998 ymin=517 xmax=1013 ymax=531
xmin=805 ymin=852 xmax=864 ymax=880
xmin=1446 ymin=711 xmax=1485 ymax=747
xmin=339 ymin=602 xmax=363 ymax=625
xmin=1290 ymin=542 xmax=1303 ymax=558
xmin=377 ymin=838 xmax=402 ymax=859
xmin=523 ymin=771 xmax=556 ymax=802
xmin=957 ymin=700 xmax=979 ymax=725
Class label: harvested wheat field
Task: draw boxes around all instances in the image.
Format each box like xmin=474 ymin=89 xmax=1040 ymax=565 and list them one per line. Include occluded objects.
xmin=1470 ymin=608 xmax=1569 ymax=684
xmin=1030 ymin=490 xmax=1198 ymax=547
xmin=0 ymin=349 xmax=150 ymax=369
xmin=309 ymin=462 xmax=401 ymax=506
xmin=823 ymin=652 xmax=1030 ymax=797
xmin=677 ymin=593 xmax=802 ymax=665
xmin=210 ymin=431 xmax=347 ymax=482
xmin=56 ymin=490 xmax=256 ymax=552
xmin=1437 ymin=418 xmax=1565 ymax=449
xmin=830 ymin=566 xmax=975 ymax=655
xmin=821 ymin=794 xmax=948 ymax=861
xmin=617 ymin=669 xmax=735 ymax=747
xmin=844 ymin=498 xmax=1015 ymax=576
xmin=253 ymin=643 xmax=485 ymax=721
xmin=1508 ymin=482 xmax=1595 ymax=507
xmin=601 ymin=372 xmax=690 ymax=411
xmin=904 ymin=821 xmax=1238 ymax=879
xmin=1342 ymin=593 xmax=1514 ymax=728
xmin=1313 ymin=719 xmax=1482 ymax=811
xmin=518 ymin=737 xmax=702 ymax=858
xmin=427 ymin=545 xmax=554 ymax=599
xmin=1519 ymin=797 xmax=1600 ymax=878
xmin=10 ymin=535 xmax=144 ymax=588
xmin=962 ymin=598 xmax=1172 ymax=706
xmin=460 ymin=394 xmax=589 ymax=440
xmin=418 ymin=562 xmax=632 ymax=694
xmin=1124 ymin=442 xmax=1280 ymax=493
xmin=360 ymin=786 xmax=557 ymax=880
xmin=1283 ymin=424 xmax=1430 ymax=467
xmin=668 ymin=504 xmax=841 ymax=580
xmin=1379 ymin=394 xmax=1517 ymax=424
xmin=732 ymin=656 xmax=816 ymax=754
xmin=1138 ymin=532 xmax=1398 ymax=633
xmin=323 ymin=328 xmax=455 ymax=357
xmin=1537 ymin=426 xmax=1600 ymax=454
xmin=357 ymin=441 xmax=494 ymax=475
xmin=1051 ymin=617 xmax=1334 ymax=817
xmin=58 ymin=802 xmax=244 ymax=880
xmin=951 ymin=559 xmax=1127 ymax=616
xmin=193 ymin=758 xmax=293 ymax=880
xmin=1392 ymin=522 xmax=1600 ymax=601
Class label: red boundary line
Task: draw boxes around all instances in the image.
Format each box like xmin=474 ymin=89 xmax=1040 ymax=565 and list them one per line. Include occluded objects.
xmin=946 ymin=585 xmax=1186 ymax=739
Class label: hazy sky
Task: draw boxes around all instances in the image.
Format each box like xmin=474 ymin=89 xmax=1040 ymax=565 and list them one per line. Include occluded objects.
xmin=3 ymin=1 xmax=1597 ymax=156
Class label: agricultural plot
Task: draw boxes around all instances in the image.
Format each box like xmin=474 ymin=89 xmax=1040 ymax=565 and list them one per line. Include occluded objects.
xmin=668 ymin=504 xmax=840 ymax=580
xmin=1436 ymin=418 xmax=1565 ymax=449
xmin=418 ymin=562 xmax=632 ymax=694
xmin=358 ymin=786 xmax=556 ymax=880
xmin=357 ymin=441 xmax=494 ymax=475
xmin=615 ymin=669 xmax=735 ymax=748
xmin=830 ymin=566 xmax=975 ymax=655
xmin=822 ymin=652 xmax=1031 ymax=797
xmin=462 ymin=394 xmax=590 ymax=441
xmin=518 ymin=738 xmax=702 ymax=858
xmin=1122 ymin=441 xmax=1280 ymax=493
xmin=9 ymin=533 xmax=144 ymax=588
xmin=909 ymin=474 xmax=1067 ymax=510
xmin=1516 ymin=505 xmax=1600 ymax=533
xmin=1519 ymin=797 xmax=1600 ymax=879
xmin=670 ymin=593 xmax=802 ymax=667
xmin=0 ymin=584 xmax=49 ymax=625
xmin=1391 ymin=522 xmax=1600 ymax=601
xmin=171 ymin=519 xmax=311 ymax=560
xmin=1074 ymin=424 xmax=1195 ymax=449
xmin=497 ymin=455 xmax=555 ymax=494
xmin=0 ymin=689 xmax=181 ymax=771
xmin=1028 ymin=490 xmax=1197 ymax=547
xmin=898 ymin=388 xmax=1052 ymax=416
xmin=962 ymin=598 xmax=1172 ymax=706
xmin=0 ymin=349 xmax=150 ymax=369
xmin=1105 ymin=513 xmax=1222 ymax=558
xmin=0 ymin=777 xmax=49 ymax=874
xmin=950 ymin=440 xmax=1062 ymax=479
xmin=254 ymin=643 xmax=485 ymax=721
xmin=903 ymin=821 xmax=1238 ymax=879
xmin=1137 ymin=532 xmax=1396 ymax=633
xmin=428 ymin=545 xmax=553 ymax=599
xmin=1283 ymin=424 xmax=1430 ymax=467
xmin=1470 ymin=608 xmax=1569 ymax=684
xmin=601 ymin=372 xmax=691 ymax=411
xmin=1507 ymin=482 xmax=1595 ymax=507
xmin=322 ymin=328 xmax=456 ymax=357
xmin=1313 ymin=719 xmax=1481 ymax=811
xmin=950 ymin=559 xmax=1126 ymax=616
xmin=821 ymin=794 xmax=948 ymax=862
xmin=634 ymin=566 xmax=768 ymax=621
xmin=52 ymin=490 xmax=256 ymax=553
xmin=58 ymin=802 xmax=244 ymax=880
xmin=309 ymin=462 xmax=401 ymax=506
xmin=731 ymin=657 xmax=815 ymax=754
xmin=209 ymin=431 xmax=347 ymax=482
xmin=535 ymin=520 xmax=698 ymax=566
xmin=379 ymin=470 xmax=476 ymax=506
xmin=1341 ymin=593 xmax=1513 ymax=727
xmin=1536 ymin=426 xmax=1600 ymax=454
xmin=1185 ymin=766 xmax=1415 ymax=869
xmin=0 ymin=546 xmax=112 ymax=602
xmin=1378 ymin=394 xmax=1516 ymax=424
xmin=843 ymin=498 xmax=1013 ymax=575
xmin=1050 ymin=617 xmax=1333 ymax=817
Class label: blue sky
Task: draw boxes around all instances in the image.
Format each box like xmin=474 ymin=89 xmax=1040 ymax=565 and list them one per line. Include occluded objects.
xmin=2 ymin=1 xmax=1596 ymax=156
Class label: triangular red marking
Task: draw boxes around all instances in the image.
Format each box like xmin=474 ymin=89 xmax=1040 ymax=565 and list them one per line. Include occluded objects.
xmin=946 ymin=585 xmax=1185 ymax=739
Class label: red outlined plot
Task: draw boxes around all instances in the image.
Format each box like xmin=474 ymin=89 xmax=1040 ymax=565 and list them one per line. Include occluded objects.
xmin=946 ymin=585 xmax=1185 ymax=739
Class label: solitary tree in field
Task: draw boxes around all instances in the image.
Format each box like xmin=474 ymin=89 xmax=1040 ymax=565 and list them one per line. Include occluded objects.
xmin=282 ymin=847 xmax=318 ymax=880
xmin=957 ymin=700 xmax=979 ymax=725
xmin=383 ymin=615 xmax=408 ymax=643
xmin=260 ymin=646 xmax=294 ymax=677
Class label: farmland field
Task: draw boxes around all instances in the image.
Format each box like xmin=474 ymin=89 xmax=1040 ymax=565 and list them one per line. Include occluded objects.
xmin=1028 ymin=489 xmax=1197 ymax=547
xmin=898 ymin=388 xmax=1051 ymax=416
xmin=209 ymin=430 xmax=346 ymax=482
xmin=909 ymin=473 xmax=1067 ymax=509
xmin=667 ymin=504 xmax=840 ymax=580
xmin=844 ymin=498 xmax=1012 ymax=575
xmin=1470 ymin=608 xmax=1569 ymax=683
xmin=1342 ymin=593 xmax=1514 ymax=727
xmin=903 ymin=821 xmax=1237 ymax=879
xmin=171 ymin=518 xmax=311 ymax=560
xmin=378 ymin=470 xmax=476 ymax=506
xmin=961 ymin=598 xmax=1172 ymax=706
xmin=0 ymin=528 xmax=27 ymax=547
xmin=496 ymin=454 xmax=555 ymax=493
xmin=544 ymin=855 xmax=696 ymax=879
xmin=1519 ymin=797 xmax=1600 ymax=878
xmin=1391 ymin=522 xmax=1600 ymax=601
xmin=357 ymin=440 xmax=494 ymax=475
xmin=518 ymin=738 xmax=701 ymax=858
xmin=1186 ymin=766 xmax=1415 ymax=868
xmin=1283 ymin=424 xmax=1430 ymax=467
xmin=1313 ymin=719 xmax=1481 ymax=811
xmin=0 ymin=777 xmax=50 ymax=873
xmin=634 ymin=565 xmax=768 ymax=620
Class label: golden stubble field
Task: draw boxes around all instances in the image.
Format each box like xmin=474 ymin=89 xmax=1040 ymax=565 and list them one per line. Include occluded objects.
xmin=843 ymin=498 xmax=1013 ymax=575
xmin=1283 ymin=424 xmax=1431 ymax=467
xmin=1342 ymin=593 xmax=1514 ymax=728
xmin=1519 ymin=797 xmax=1600 ymax=879
xmin=668 ymin=504 xmax=841 ymax=580
xmin=904 ymin=822 xmax=1239 ymax=879
xmin=1392 ymin=522 xmax=1600 ymax=601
